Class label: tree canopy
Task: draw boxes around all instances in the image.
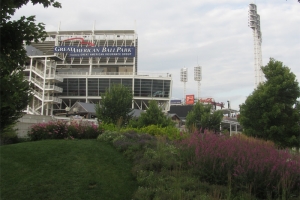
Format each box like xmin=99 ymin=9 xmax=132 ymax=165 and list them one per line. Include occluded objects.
xmin=0 ymin=0 xmax=61 ymax=133
xmin=185 ymin=102 xmax=223 ymax=133
xmin=95 ymin=84 xmax=133 ymax=126
xmin=239 ymin=58 xmax=300 ymax=148
xmin=131 ymin=100 xmax=174 ymax=128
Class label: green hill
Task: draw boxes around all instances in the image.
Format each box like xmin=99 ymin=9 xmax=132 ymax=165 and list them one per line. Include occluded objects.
xmin=0 ymin=140 xmax=137 ymax=200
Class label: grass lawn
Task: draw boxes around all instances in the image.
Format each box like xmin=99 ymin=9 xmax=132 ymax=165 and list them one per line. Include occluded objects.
xmin=0 ymin=140 xmax=137 ymax=200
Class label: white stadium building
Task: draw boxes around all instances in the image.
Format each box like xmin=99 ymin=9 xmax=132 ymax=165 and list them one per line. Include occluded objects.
xmin=24 ymin=30 xmax=172 ymax=116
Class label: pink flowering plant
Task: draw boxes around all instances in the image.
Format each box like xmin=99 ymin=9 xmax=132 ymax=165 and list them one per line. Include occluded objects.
xmin=179 ymin=131 xmax=300 ymax=199
xmin=28 ymin=120 xmax=101 ymax=140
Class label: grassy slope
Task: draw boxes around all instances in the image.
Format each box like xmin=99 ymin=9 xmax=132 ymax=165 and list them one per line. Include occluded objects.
xmin=0 ymin=140 xmax=137 ymax=200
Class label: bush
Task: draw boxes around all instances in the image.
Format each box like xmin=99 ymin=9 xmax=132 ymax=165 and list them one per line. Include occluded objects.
xmin=97 ymin=130 xmax=121 ymax=143
xmin=113 ymin=132 xmax=157 ymax=161
xmin=98 ymin=123 xmax=118 ymax=132
xmin=28 ymin=120 xmax=101 ymax=140
xmin=133 ymin=137 xmax=179 ymax=172
xmin=68 ymin=120 xmax=99 ymax=139
xmin=121 ymin=125 xmax=187 ymax=140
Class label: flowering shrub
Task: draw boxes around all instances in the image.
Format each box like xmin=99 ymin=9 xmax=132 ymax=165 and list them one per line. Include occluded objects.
xmin=179 ymin=131 xmax=300 ymax=199
xmin=28 ymin=120 xmax=101 ymax=140
xmin=68 ymin=120 xmax=99 ymax=139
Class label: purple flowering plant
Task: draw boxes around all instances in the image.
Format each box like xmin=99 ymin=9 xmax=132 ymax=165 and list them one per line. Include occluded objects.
xmin=179 ymin=131 xmax=300 ymax=199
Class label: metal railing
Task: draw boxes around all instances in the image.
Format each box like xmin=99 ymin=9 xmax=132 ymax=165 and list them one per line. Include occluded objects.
xmin=31 ymin=77 xmax=43 ymax=88
xmin=29 ymin=66 xmax=63 ymax=82
xmin=45 ymin=85 xmax=63 ymax=92
xmin=32 ymin=91 xmax=62 ymax=103
xmin=28 ymin=106 xmax=41 ymax=115
xmin=32 ymin=66 xmax=44 ymax=78
xmin=26 ymin=77 xmax=63 ymax=92
xmin=47 ymin=75 xmax=63 ymax=82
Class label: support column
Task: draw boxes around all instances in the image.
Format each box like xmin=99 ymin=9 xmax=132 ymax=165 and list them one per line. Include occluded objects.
xmin=89 ymin=58 xmax=92 ymax=75
xmin=86 ymin=73 xmax=88 ymax=103
xmin=46 ymin=103 xmax=49 ymax=115
xmin=41 ymin=57 xmax=47 ymax=115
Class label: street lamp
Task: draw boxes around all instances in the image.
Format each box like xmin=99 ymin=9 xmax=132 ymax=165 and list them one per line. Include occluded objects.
xmin=65 ymin=107 xmax=70 ymax=117
xmin=227 ymin=100 xmax=231 ymax=117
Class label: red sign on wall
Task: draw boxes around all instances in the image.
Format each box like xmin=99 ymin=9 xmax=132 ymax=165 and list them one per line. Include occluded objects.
xmin=186 ymin=95 xmax=194 ymax=105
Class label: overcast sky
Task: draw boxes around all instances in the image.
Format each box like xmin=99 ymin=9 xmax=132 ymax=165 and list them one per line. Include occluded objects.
xmin=12 ymin=0 xmax=300 ymax=110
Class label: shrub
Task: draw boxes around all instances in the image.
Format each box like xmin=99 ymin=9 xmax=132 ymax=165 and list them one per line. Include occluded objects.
xmin=179 ymin=131 xmax=300 ymax=199
xmin=113 ymin=132 xmax=157 ymax=161
xmin=98 ymin=122 xmax=117 ymax=132
xmin=28 ymin=120 xmax=101 ymax=140
xmin=134 ymin=137 xmax=180 ymax=172
xmin=125 ymin=125 xmax=185 ymax=140
xmin=68 ymin=120 xmax=99 ymax=139
xmin=97 ymin=130 xmax=121 ymax=143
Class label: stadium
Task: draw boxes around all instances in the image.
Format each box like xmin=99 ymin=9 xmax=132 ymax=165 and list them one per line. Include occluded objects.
xmin=23 ymin=30 xmax=172 ymax=116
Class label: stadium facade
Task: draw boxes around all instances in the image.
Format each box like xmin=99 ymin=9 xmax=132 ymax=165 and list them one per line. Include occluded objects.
xmin=24 ymin=30 xmax=172 ymax=116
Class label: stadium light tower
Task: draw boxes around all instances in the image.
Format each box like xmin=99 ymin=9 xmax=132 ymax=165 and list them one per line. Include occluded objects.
xmin=194 ymin=66 xmax=202 ymax=100
xmin=180 ymin=67 xmax=188 ymax=103
xmin=248 ymin=3 xmax=264 ymax=87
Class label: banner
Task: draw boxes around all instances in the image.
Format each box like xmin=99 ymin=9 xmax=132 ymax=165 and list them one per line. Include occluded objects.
xmin=186 ymin=95 xmax=194 ymax=105
xmin=53 ymin=46 xmax=136 ymax=57
xmin=199 ymin=98 xmax=215 ymax=103
xmin=170 ymin=100 xmax=182 ymax=105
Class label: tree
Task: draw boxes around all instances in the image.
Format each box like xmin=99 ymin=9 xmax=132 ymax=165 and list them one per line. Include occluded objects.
xmin=96 ymin=84 xmax=133 ymax=126
xmin=239 ymin=58 xmax=300 ymax=148
xmin=185 ymin=102 xmax=223 ymax=133
xmin=0 ymin=0 xmax=61 ymax=133
xmin=131 ymin=100 xmax=174 ymax=128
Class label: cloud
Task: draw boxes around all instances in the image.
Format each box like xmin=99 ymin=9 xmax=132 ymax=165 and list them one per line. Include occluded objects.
xmin=11 ymin=0 xmax=300 ymax=109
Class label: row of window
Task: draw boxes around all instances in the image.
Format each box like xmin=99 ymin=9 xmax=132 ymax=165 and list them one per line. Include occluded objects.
xmin=57 ymin=78 xmax=171 ymax=98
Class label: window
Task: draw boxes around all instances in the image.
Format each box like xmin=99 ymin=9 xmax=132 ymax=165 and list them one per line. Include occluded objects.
xmin=88 ymin=79 xmax=98 ymax=96
xmin=141 ymin=79 xmax=152 ymax=97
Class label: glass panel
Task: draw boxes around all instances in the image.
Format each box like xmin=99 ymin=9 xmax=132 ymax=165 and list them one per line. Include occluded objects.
xmin=88 ymin=79 xmax=98 ymax=96
xmin=141 ymin=79 xmax=152 ymax=97
xmin=110 ymin=79 xmax=121 ymax=86
xmin=122 ymin=79 xmax=133 ymax=92
xmin=79 ymin=79 xmax=86 ymax=96
xmin=68 ymin=79 xmax=78 ymax=96
xmin=163 ymin=80 xmax=171 ymax=97
xmin=152 ymin=80 xmax=164 ymax=97
xmin=134 ymin=79 xmax=140 ymax=97
xmin=99 ymin=79 xmax=109 ymax=94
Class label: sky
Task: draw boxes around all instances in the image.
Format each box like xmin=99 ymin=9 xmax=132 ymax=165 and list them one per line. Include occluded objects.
xmin=12 ymin=0 xmax=300 ymax=110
